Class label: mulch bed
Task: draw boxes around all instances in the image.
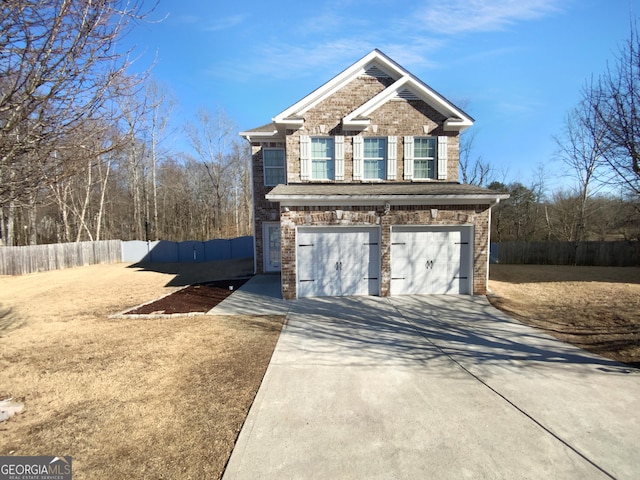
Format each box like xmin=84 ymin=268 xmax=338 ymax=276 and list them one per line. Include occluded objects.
xmin=126 ymin=278 xmax=250 ymax=315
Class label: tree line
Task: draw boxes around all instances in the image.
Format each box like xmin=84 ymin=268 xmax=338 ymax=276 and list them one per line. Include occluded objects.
xmin=0 ymin=0 xmax=252 ymax=246
xmin=2 ymin=2 xmax=640 ymax=247
xmin=462 ymin=21 xmax=640 ymax=243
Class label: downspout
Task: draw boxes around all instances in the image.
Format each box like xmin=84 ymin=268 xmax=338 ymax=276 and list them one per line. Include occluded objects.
xmin=486 ymin=196 xmax=504 ymax=293
xmin=243 ymin=134 xmax=258 ymax=275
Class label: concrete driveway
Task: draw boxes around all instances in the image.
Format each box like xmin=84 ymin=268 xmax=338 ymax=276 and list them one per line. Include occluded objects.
xmin=222 ymin=294 xmax=640 ymax=480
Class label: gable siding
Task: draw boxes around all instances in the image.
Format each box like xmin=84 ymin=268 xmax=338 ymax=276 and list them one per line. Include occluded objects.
xmin=285 ymin=75 xmax=461 ymax=183
xmin=286 ymin=75 xmax=390 ymax=183
xmin=302 ymin=75 xmax=394 ymax=135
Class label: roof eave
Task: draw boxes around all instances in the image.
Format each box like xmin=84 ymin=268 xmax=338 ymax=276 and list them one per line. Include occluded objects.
xmin=265 ymin=193 xmax=509 ymax=207
xmin=274 ymin=117 xmax=304 ymax=126
xmin=444 ymin=118 xmax=474 ymax=132
xmin=342 ymin=119 xmax=371 ymax=129
xmin=239 ymin=129 xmax=281 ymax=142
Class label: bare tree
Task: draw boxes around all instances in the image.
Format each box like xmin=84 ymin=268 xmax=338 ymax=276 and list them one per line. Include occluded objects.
xmin=584 ymin=20 xmax=640 ymax=196
xmin=0 ymin=0 xmax=154 ymax=244
xmin=185 ymin=108 xmax=240 ymax=236
xmin=553 ymin=100 xmax=608 ymax=240
xmin=459 ymin=130 xmax=493 ymax=186
xmin=142 ymin=79 xmax=175 ymax=240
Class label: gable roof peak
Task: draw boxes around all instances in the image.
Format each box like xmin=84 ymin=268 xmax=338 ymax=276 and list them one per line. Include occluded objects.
xmin=272 ymin=49 xmax=473 ymax=131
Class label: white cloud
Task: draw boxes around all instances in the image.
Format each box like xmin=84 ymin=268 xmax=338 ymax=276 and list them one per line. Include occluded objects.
xmin=410 ymin=0 xmax=563 ymax=35
xmin=215 ymin=40 xmax=375 ymax=82
xmin=175 ymin=14 xmax=199 ymax=25
xmin=209 ymin=0 xmax=563 ymax=84
xmin=381 ymin=38 xmax=445 ymax=70
xmin=204 ymin=14 xmax=245 ymax=32
xmin=172 ymin=13 xmax=245 ymax=32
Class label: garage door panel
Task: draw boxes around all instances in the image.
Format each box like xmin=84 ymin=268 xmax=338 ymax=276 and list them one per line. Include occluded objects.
xmin=391 ymin=226 xmax=472 ymax=295
xmin=297 ymin=246 xmax=330 ymax=282
xmin=340 ymin=231 xmax=380 ymax=296
xmin=297 ymin=227 xmax=380 ymax=298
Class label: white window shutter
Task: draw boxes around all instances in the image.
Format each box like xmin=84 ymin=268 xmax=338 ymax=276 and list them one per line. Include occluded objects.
xmin=404 ymin=136 xmax=414 ymax=180
xmin=387 ymin=136 xmax=397 ymax=180
xmin=437 ymin=136 xmax=448 ymax=180
xmin=353 ymin=136 xmax=363 ymax=180
xmin=300 ymin=135 xmax=310 ymax=181
xmin=335 ymin=135 xmax=344 ymax=180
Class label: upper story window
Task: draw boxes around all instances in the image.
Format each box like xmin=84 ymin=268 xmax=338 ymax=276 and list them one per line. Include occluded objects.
xmin=311 ymin=137 xmax=334 ymax=180
xmin=404 ymin=136 xmax=446 ymax=181
xmin=363 ymin=138 xmax=386 ymax=180
xmin=263 ymin=148 xmax=286 ymax=186
xmin=300 ymin=135 xmax=344 ymax=181
xmin=413 ymin=137 xmax=436 ymax=179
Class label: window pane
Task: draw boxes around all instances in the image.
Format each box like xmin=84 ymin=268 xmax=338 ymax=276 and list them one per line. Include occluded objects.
xmin=364 ymin=138 xmax=385 ymax=158
xmin=311 ymin=138 xmax=333 ymax=158
xmin=264 ymin=149 xmax=285 ymax=185
xmin=264 ymin=149 xmax=285 ymax=167
xmin=414 ymin=138 xmax=435 ymax=158
xmin=265 ymin=168 xmax=284 ymax=185
xmin=414 ymin=159 xmax=435 ymax=179
xmin=311 ymin=138 xmax=334 ymax=180
xmin=363 ymin=138 xmax=386 ymax=179
xmin=312 ymin=159 xmax=334 ymax=179
xmin=267 ymin=225 xmax=281 ymax=266
xmin=364 ymin=159 xmax=385 ymax=179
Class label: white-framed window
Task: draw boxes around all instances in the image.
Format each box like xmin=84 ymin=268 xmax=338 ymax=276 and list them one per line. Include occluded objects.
xmin=413 ymin=137 xmax=436 ymax=179
xmin=311 ymin=137 xmax=334 ymax=180
xmin=263 ymin=148 xmax=286 ymax=186
xmin=363 ymin=137 xmax=386 ymax=180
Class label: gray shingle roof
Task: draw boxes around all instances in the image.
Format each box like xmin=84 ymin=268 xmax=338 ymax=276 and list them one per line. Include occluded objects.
xmin=267 ymin=182 xmax=503 ymax=197
xmin=241 ymin=123 xmax=277 ymax=134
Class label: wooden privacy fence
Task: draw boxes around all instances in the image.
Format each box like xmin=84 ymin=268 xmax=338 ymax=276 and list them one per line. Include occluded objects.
xmin=494 ymin=241 xmax=640 ymax=266
xmin=0 ymin=240 xmax=122 ymax=275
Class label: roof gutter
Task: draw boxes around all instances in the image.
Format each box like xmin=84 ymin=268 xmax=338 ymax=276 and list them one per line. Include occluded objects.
xmin=266 ymin=193 xmax=510 ymax=207
xmin=239 ymin=131 xmax=279 ymax=142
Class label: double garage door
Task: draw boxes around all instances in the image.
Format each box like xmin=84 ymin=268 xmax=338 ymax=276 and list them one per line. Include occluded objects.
xmin=296 ymin=225 xmax=472 ymax=298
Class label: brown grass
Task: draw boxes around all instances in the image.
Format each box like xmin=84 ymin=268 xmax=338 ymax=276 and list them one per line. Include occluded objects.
xmin=0 ymin=259 xmax=284 ymax=479
xmin=489 ymin=265 xmax=640 ymax=367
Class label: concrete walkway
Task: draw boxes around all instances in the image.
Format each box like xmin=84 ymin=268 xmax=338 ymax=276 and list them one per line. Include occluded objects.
xmin=222 ymin=290 xmax=640 ymax=479
xmin=208 ymin=274 xmax=290 ymax=316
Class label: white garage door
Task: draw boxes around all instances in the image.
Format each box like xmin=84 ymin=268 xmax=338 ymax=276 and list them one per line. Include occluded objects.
xmin=297 ymin=227 xmax=380 ymax=298
xmin=391 ymin=226 xmax=472 ymax=295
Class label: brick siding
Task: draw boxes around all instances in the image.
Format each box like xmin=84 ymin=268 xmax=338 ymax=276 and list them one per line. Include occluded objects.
xmin=284 ymin=75 xmax=460 ymax=183
xmin=251 ymin=142 xmax=283 ymax=273
xmin=250 ymin=73 xmax=491 ymax=296
xmin=278 ymin=204 xmax=490 ymax=299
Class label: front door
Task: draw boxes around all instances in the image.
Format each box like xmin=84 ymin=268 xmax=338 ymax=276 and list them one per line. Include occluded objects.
xmin=263 ymin=222 xmax=281 ymax=272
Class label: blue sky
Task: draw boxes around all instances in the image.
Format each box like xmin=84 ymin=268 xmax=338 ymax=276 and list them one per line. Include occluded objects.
xmin=127 ymin=0 xmax=639 ymax=192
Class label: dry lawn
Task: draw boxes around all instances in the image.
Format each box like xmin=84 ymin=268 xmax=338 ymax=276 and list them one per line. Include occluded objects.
xmin=489 ymin=264 xmax=640 ymax=367
xmin=0 ymin=259 xmax=284 ymax=479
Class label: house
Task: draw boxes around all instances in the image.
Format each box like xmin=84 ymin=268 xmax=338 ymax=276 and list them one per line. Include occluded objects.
xmin=240 ymin=49 xmax=508 ymax=300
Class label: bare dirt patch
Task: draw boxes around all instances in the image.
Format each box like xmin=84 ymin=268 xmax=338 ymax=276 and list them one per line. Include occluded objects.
xmin=125 ymin=278 xmax=249 ymax=315
xmin=0 ymin=259 xmax=284 ymax=480
xmin=489 ymin=265 xmax=640 ymax=368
